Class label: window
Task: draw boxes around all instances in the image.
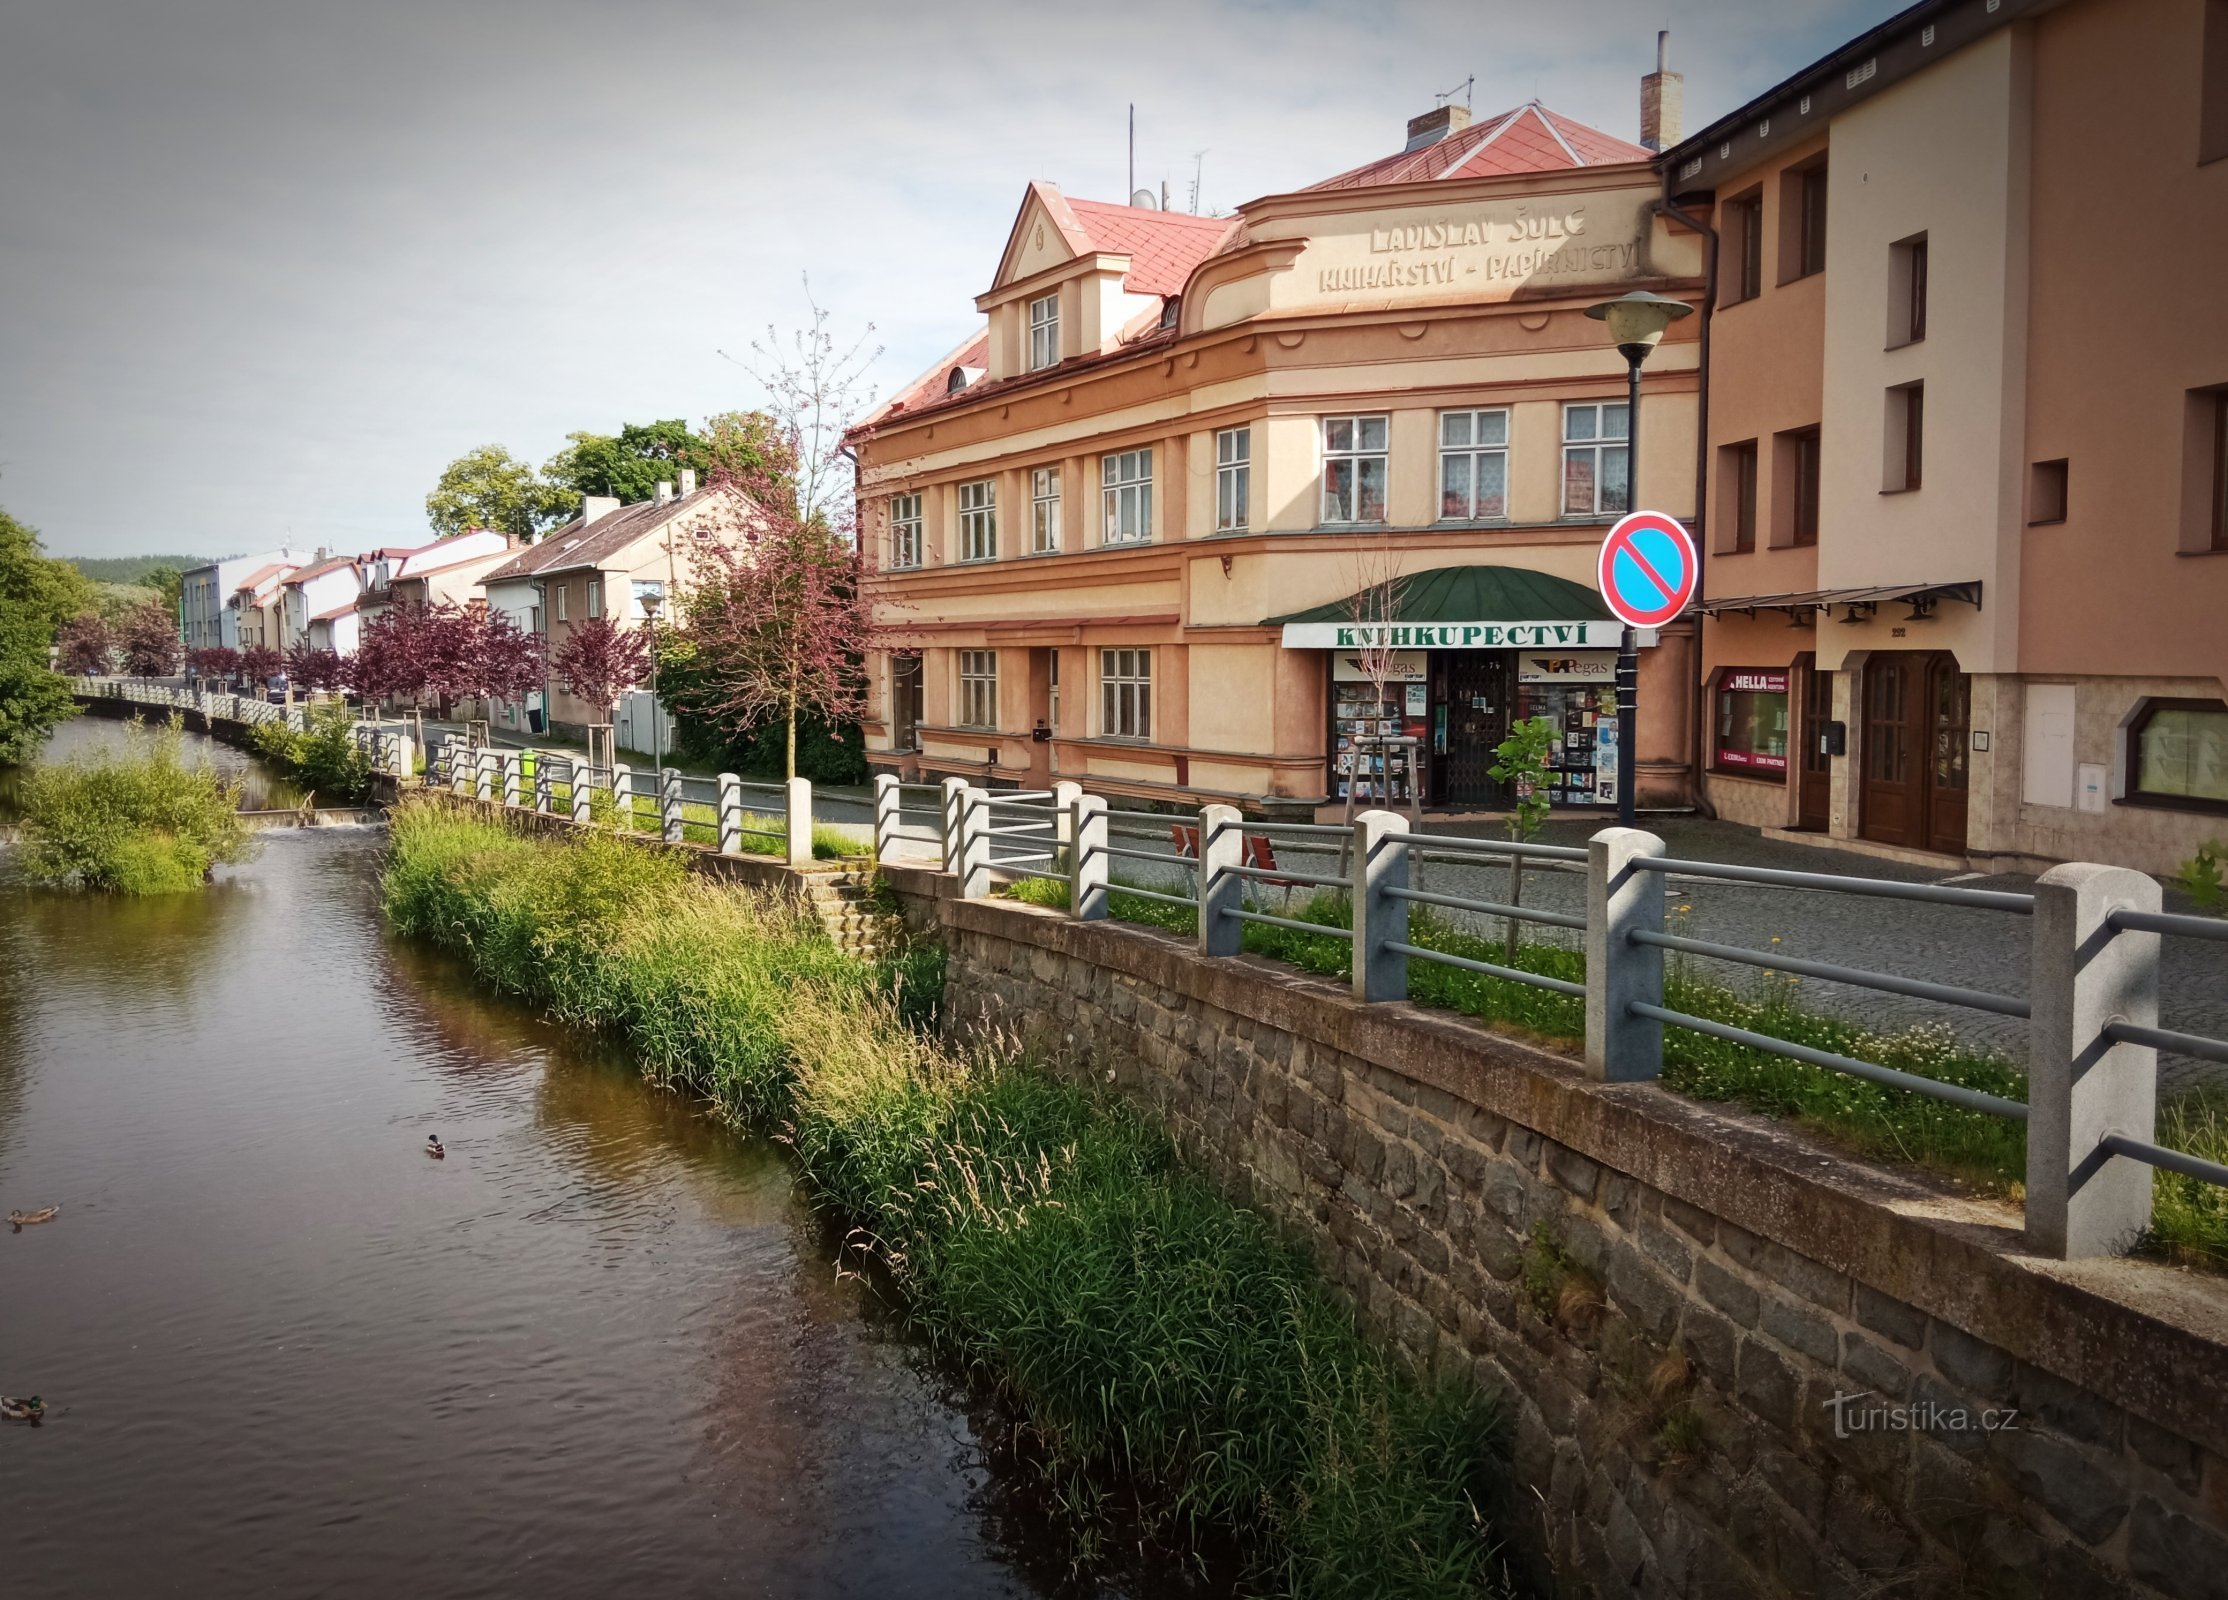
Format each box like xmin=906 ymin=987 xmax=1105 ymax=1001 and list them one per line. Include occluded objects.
xmin=1321 ymin=414 xmax=1389 ymax=523
xmin=1028 ymin=293 xmax=1061 ymax=371
xmin=1724 ymin=190 xmax=1763 ymax=304
xmin=1439 ymin=409 xmax=1509 ymax=519
xmin=888 ymin=492 xmax=923 ymax=569
xmin=1783 ymin=161 xmax=1827 ymax=280
xmin=958 ymin=479 xmax=998 ymax=562
xmin=2128 ymin=699 xmax=2228 ymax=810
xmin=1885 ymin=383 xmax=1924 ymax=492
xmin=1889 ymin=235 xmax=1928 ymax=347
xmin=1724 ymin=441 xmax=1759 ymax=553
xmin=630 ymin=579 xmax=665 ymax=621
xmin=2213 ymin=393 xmax=2228 ymax=551
xmin=2029 ymin=459 xmax=2069 ymax=525
xmin=1030 ymin=467 xmax=1061 ymax=553
xmin=587 ymin=579 xmax=603 ymax=619
xmin=1215 ymin=427 xmax=1251 ymax=531
xmin=958 ymin=651 xmax=999 ymax=729
xmin=1102 ymin=449 xmax=1153 ymax=544
xmin=1714 ymin=669 xmax=1791 ymax=777
xmin=2203 ymin=0 xmax=2228 ymax=164
xmin=1562 ymin=402 xmax=1630 ymax=517
xmin=1100 ymin=649 xmax=1151 ymax=740
xmin=555 ymin=584 xmax=568 ymax=622
xmin=1047 ymin=649 xmax=1060 ymax=733
xmin=1789 ymin=428 xmax=1821 ymax=546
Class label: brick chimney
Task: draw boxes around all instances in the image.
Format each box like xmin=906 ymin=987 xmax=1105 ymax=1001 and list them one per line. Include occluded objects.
xmin=1404 ymin=103 xmax=1472 ymax=153
xmin=1640 ymin=30 xmax=1683 ymax=152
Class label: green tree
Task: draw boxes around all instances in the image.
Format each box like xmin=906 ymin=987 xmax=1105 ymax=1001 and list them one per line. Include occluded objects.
xmin=425 ymin=444 xmax=576 ymax=539
xmin=1488 ymin=715 xmax=1559 ymax=961
xmin=543 ymin=413 xmax=783 ymax=504
xmin=140 ymin=564 xmax=185 ymax=613
xmin=0 ymin=508 xmax=92 ymax=764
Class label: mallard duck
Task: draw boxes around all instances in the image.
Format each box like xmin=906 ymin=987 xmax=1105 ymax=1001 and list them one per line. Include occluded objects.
xmin=7 ymin=1207 xmax=58 ymax=1232
xmin=425 ymin=1136 xmax=445 ymax=1160
xmin=0 ymin=1395 xmax=44 ymax=1424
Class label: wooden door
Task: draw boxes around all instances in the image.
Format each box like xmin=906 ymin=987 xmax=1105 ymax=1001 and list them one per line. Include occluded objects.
xmin=1798 ymin=659 xmax=1832 ymax=831
xmin=891 ymin=656 xmax=923 ymax=750
xmin=1439 ymin=653 xmax=1510 ymax=807
xmin=1861 ymin=652 xmax=1967 ymax=853
xmin=1924 ymin=655 xmax=1970 ymax=855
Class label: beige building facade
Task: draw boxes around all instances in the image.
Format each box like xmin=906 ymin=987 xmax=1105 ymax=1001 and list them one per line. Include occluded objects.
xmin=858 ymin=100 xmax=1708 ymax=815
xmin=1676 ymin=0 xmax=2228 ymax=874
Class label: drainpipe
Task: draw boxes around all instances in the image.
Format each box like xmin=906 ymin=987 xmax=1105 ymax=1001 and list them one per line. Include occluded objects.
xmin=1652 ymin=170 xmax=1719 ymax=820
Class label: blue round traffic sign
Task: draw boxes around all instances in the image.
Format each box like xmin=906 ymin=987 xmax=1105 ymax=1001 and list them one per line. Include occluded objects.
xmin=1597 ymin=510 xmax=1698 ymax=630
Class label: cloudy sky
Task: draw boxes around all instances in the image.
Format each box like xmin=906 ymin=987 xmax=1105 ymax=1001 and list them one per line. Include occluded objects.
xmin=1 ymin=0 xmax=1897 ymax=559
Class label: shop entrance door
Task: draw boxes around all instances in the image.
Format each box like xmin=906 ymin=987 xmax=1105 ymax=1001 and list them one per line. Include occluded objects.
xmin=1438 ymin=653 xmax=1510 ymax=806
xmin=890 ymin=655 xmax=923 ymax=752
xmin=1798 ymin=659 xmax=1831 ymax=831
xmin=1860 ymin=652 xmax=1968 ymax=853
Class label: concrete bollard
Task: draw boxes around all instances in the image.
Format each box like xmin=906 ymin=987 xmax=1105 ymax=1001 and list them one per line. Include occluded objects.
xmin=1070 ymin=793 xmax=1109 ymax=921
xmin=873 ymin=774 xmax=900 ymax=862
xmin=1198 ymin=804 xmax=1245 ymax=957
xmin=1584 ymin=827 xmax=1666 ymax=1082
xmin=941 ymin=775 xmax=968 ymax=875
xmin=958 ymin=785 xmax=992 ymax=899
xmin=1051 ymin=780 xmax=1082 ymax=876
xmin=2027 ymin=864 xmax=2161 ymax=1259
xmin=719 ymin=773 xmax=744 ymax=856
xmin=609 ymin=763 xmax=631 ymax=830
xmin=784 ymin=777 xmax=812 ymax=866
xmin=503 ymin=751 xmax=523 ymax=810
xmin=1352 ymin=809 xmax=1411 ymax=1002
xmin=571 ymin=760 xmax=593 ymax=827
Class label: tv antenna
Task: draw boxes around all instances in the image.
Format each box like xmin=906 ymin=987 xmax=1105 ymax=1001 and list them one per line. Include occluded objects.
xmin=1188 ymin=150 xmax=1207 ymax=214
xmin=1435 ymin=75 xmax=1474 ymax=112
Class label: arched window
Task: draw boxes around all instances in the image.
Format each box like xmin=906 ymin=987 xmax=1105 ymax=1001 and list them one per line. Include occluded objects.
xmin=2127 ymin=698 xmax=2228 ymax=812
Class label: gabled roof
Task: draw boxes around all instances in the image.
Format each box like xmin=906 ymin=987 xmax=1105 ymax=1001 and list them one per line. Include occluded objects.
xmin=1307 ymin=102 xmax=1651 ymax=191
xmin=282 ymin=554 xmax=360 ymax=586
xmin=230 ymin=562 xmax=293 ymax=597
xmin=309 ymin=602 xmax=359 ymax=624
xmin=1060 ymin=200 xmax=1233 ymax=297
xmin=480 ymin=485 xmax=744 ymax=585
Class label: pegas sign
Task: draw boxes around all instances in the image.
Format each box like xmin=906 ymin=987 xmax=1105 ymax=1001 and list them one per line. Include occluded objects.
xmin=1283 ymin=620 xmax=1625 ymax=650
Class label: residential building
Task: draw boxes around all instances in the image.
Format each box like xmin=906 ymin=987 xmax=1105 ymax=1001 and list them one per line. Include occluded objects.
xmin=227 ymin=561 xmax=301 ymax=655
xmin=855 ymin=91 xmax=1705 ymax=814
xmin=180 ymin=548 xmax=314 ymax=649
xmin=1672 ymin=0 xmax=2228 ymax=874
xmin=277 ymin=553 xmax=366 ymax=655
xmin=357 ymin=529 xmax=517 ymax=621
xmin=477 ymin=473 xmax=745 ymax=739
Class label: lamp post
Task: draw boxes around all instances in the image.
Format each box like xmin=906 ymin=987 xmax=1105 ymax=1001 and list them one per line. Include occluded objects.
xmin=639 ymin=589 xmax=664 ymax=775
xmin=1584 ymin=290 xmax=1693 ymax=828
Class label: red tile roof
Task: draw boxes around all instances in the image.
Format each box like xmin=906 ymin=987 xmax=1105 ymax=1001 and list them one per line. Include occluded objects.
xmin=1308 ymin=103 xmax=1651 ymax=191
xmin=1061 ymin=200 xmax=1233 ymax=297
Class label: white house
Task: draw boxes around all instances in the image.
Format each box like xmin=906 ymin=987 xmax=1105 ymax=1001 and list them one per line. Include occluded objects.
xmin=278 ymin=554 xmax=365 ymax=654
xmin=181 ymin=548 xmax=315 ymax=650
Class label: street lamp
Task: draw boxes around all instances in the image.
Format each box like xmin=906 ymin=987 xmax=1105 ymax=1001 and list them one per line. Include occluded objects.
xmin=1584 ymin=290 xmax=1693 ymax=827
xmin=639 ymin=589 xmax=663 ymax=775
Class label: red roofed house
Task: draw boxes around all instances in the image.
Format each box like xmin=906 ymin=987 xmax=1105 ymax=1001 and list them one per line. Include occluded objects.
xmin=854 ymin=75 xmax=1705 ymax=815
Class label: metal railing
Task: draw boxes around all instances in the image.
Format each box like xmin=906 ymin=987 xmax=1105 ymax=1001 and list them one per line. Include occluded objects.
xmin=906 ymin=774 xmax=2228 ymax=1262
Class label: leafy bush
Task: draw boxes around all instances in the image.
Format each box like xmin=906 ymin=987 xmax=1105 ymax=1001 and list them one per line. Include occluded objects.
xmin=18 ymin=716 xmax=252 ymax=893
xmin=245 ymin=701 xmax=372 ymax=804
xmin=382 ymin=800 xmax=1513 ymax=1598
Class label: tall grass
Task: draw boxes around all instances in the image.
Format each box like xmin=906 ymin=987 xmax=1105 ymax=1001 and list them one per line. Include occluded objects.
xmin=18 ymin=715 xmax=253 ymax=893
xmin=382 ymin=800 xmax=1511 ymax=1599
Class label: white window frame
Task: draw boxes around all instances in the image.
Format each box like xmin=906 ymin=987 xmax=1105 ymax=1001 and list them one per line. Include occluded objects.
xmin=1030 ymin=466 xmax=1062 ymax=554
xmin=1438 ymin=408 xmax=1510 ymax=521
xmin=958 ymin=650 xmax=999 ymax=729
xmin=1101 ymin=450 xmax=1153 ymax=545
xmin=1215 ymin=427 xmax=1251 ymax=532
xmin=1321 ymin=414 xmax=1390 ymax=525
xmin=1027 ymin=293 xmax=1061 ymax=372
xmin=888 ymin=492 xmax=922 ymax=570
xmin=1561 ymin=402 xmax=1631 ymax=518
xmin=586 ymin=578 xmax=603 ymax=619
xmin=555 ymin=584 xmax=568 ymax=623
xmin=630 ymin=579 xmax=664 ymax=621
xmin=1099 ymin=648 xmax=1151 ymax=740
xmin=958 ymin=479 xmax=998 ymax=563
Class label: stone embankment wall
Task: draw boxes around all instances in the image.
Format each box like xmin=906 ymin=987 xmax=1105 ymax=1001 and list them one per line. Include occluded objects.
xmin=890 ymin=870 xmax=2228 ymax=1600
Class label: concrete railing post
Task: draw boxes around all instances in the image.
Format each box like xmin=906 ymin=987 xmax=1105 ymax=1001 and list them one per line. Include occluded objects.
xmin=476 ymin=747 xmax=496 ymax=804
xmin=719 ymin=773 xmax=744 ymax=856
xmin=2027 ymin=863 xmax=2161 ymax=1259
xmin=873 ymin=774 xmax=900 ymax=861
xmin=940 ymin=775 xmax=968 ymax=875
xmin=958 ymin=785 xmax=992 ymax=899
xmin=1584 ymin=826 xmax=1666 ymax=1082
xmin=1198 ymin=804 xmax=1245 ymax=957
xmin=1070 ymin=793 xmax=1109 ymax=921
xmin=571 ymin=760 xmax=594 ymax=827
xmin=503 ymin=751 xmax=523 ymax=810
xmin=784 ymin=776 xmax=812 ymax=866
xmin=1050 ymin=780 xmax=1083 ymax=875
xmin=661 ymin=768 xmax=685 ymax=843
xmin=609 ymin=762 xmax=632 ymax=831
xmin=533 ymin=753 xmax=551 ymax=813
xmin=1352 ymin=809 xmax=1411 ymax=1003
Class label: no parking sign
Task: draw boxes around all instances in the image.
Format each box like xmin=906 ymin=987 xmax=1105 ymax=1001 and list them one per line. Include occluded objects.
xmin=1596 ymin=510 xmax=1698 ymax=630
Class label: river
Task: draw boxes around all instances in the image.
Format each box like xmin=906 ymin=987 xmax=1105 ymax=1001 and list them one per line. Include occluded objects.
xmin=0 ymin=723 xmax=1174 ymax=1597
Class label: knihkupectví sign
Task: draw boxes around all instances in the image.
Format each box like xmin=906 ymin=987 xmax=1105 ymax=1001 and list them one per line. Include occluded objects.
xmin=1281 ymin=620 xmax=1624 ymax=649
xmin=1597 ymin=510 xmax=1698 ymax=630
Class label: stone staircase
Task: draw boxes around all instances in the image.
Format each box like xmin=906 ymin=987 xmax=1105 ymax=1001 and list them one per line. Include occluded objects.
xmin=803 ymin=868 xmax=886 ymax=958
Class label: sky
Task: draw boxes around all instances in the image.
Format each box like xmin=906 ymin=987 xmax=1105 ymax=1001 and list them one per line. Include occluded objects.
xmin=0 ymin=0 xmax=1902 ymax=560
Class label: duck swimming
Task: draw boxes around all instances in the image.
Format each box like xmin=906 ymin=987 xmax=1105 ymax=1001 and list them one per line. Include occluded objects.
xmin=0 ymin=1396 xmax=44 ymax=1425
xmin=8 ymin=1207 xmax=58 ymax=1232
xmin=425 ymin=1135 xmax=445 ymax=1160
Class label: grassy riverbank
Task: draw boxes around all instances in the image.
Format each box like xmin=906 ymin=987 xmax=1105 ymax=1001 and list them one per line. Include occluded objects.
xmin=381 ymin=800 xmax=1512 ymax=1600
xmin=16 ymin=716 xmax=252 ymax=892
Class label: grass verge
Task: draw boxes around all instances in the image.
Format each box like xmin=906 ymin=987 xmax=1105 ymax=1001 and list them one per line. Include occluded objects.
xmin=382 ymin=799 xmax=1512 ymax=1599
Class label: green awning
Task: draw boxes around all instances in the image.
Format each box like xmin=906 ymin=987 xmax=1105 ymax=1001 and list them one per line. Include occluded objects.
xmin=1264 ymin=564 xmax=1611 ymax=626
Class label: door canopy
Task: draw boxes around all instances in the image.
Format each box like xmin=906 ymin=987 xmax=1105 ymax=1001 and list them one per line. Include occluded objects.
xmin=1268 ymin=564 xmax=1618 ymax=649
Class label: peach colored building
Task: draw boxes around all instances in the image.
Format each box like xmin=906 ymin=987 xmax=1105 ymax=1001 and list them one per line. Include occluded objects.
xmin=1671 ymin=0 xmax=2228 ymax=874
xmin=857 ymin=96 xmax=1707 ymax=816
